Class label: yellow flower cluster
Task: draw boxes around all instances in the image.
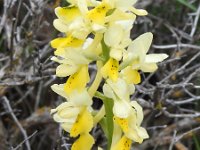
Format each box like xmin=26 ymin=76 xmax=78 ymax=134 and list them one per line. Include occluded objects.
xmin=50 ymin=0 xmax=168 ymax=149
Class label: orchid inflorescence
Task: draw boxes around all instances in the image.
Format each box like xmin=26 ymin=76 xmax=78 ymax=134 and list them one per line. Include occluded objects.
xmin=50 ymin=0 xmax=168 ymax=149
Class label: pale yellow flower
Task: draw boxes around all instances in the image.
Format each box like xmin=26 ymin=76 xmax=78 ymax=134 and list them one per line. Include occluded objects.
xmin=83 ymin=34 xmax=103 ymax=59
xmin=51 ymin=85 xmax=94 ymax=149
xmin=120 ymin=66 xmax=141 ymax=84
xmin=71 ymin=133 xmax=94 ymax=150
xmin=102 ymin=77 xmax=149 ymax=143
xmin=104 ymin=21 xmax=133 ymax=61
xmin=51 ymin=35 xmax=102 ymax=78
xmin=51 ymin=83 xmax=92 ymax=106
xmin=111 ymin=136 xmax=132 ymax=150
xmin=49 ymin=0 xmax=167 ymax=149
xmin=53 ymin=7 xmax=91 ymax=39
xmin=67 ymin=0 xmax=99 ymax=14
xmin=101 ymin=58 xmax=119 ymax=82
xmin=51 ymin=49 xmax=89 ymax=77
xmin=51 ymin=102 xmax=79 ymax=131
xmin=113 ymin=101 xmax=149 ymax=143
xmin=86 ymin=1 xmax=111 ymax=32
xmin=51 ymin=104 xmax=94 ymax=149
xmin=103 ymin=0 xmax=148 ymax=15
xmin=51 ymin=34 xmax=84 ymax=48
xmin=103 ymin=78 xmax=135 ymax=118
xmin=124 ymin=32 xmax=168 ymax=73
xmin=105 ymin=9 xmax=136 ymax=23
xmin=70 ymin=107 xmax=93 ymax=136
xmin=51 ymin=84 xmax=68 ymax=99
xmin=64 ymin=65 xmax=90 ymax=95
xmin=70 ymin=107 xmax=94 ymax=150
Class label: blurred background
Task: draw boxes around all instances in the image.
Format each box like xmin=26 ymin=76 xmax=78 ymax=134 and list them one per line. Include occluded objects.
xmin=0 ymin=0 xmax=200 ymax=149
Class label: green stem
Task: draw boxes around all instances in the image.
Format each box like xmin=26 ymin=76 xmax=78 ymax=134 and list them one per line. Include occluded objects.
xmin=95 ymin=91 xmax=114 ymax=150
xmin=89 ymin=34 xmax=114 ymax=150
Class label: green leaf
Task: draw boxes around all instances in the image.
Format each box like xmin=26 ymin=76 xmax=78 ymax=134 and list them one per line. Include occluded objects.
xmin=193 ymin=134 xmax=200 ymax=150
xmin=101 ymin=39 xmax=110 ymax=64
xmin=176 ymin=0 xmax=197 ymax=11
xmin=99 ymin=118 xmax=108 ymax=137
xmin=95 ymin=92 xmax=114 ymax=150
